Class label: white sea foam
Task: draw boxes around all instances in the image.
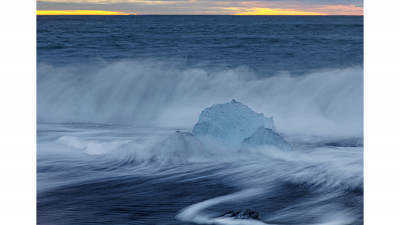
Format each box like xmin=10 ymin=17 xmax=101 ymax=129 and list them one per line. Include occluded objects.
xmin=57 ymin=136 xmax=132 ymax=155
xmin=37 ymin=60 xmax=363 ymax=137
xmin=176 ymin=188 xmax=269 ymax=225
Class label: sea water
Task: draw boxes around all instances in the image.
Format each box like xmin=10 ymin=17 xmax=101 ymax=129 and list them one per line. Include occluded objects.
xmin=37 ymin=15 xmax=363 ymax=225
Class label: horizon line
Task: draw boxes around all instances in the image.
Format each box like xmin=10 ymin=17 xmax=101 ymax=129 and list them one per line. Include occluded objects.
xmin=36 ymin=9 xmax=362 ymax=16
xmin=36 ymin=14 xmax=364 ymax=16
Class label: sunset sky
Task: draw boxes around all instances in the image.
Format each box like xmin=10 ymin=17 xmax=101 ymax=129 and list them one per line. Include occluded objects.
xmin=37 ymin=0 xmax=364 ymax=15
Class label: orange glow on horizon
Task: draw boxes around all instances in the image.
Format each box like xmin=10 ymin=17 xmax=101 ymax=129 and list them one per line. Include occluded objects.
xmin=37 ymin=10 xmax=132 ymax=15
xmin=230 ymin=8 xmax=326 ymax=16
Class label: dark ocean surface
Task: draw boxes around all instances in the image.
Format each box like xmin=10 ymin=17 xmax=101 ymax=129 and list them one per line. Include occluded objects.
xmin=37 ymin=16 xmax=363 ymax=225
xmin=37 ymin=15 xmax=362 ymax=74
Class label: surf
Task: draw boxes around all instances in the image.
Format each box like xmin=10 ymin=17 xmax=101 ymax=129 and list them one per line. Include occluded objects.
xmin=37 ymin=59 xmax=363 ymax=138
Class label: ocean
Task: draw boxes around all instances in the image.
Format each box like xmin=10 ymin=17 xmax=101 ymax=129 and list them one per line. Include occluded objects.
xmin=37 ymin=15 xmax=363 ymax=225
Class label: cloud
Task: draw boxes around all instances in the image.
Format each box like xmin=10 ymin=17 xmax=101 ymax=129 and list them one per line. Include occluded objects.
xmin=37 ymin=10 xmax=131 ymax=15
xmin=313 ymin=4 xmax=363 ymax=15
xmin=37 ymin=0 xmax=364 ymax=15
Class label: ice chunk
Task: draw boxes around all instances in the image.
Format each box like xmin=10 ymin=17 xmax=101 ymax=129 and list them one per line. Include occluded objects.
xmin=152 ymin=131 xmax=208 ymax=165
xmin=192 ymin=100 xmax=274 ymax=145
xmin=243 ymin=127 xmax=292 ymax=150
xmin=192 ymin=100 xmax=291 ymax=150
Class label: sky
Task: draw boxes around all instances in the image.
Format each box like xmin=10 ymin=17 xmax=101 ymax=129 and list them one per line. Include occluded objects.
xmin=37 ymin=0 xmax=364 ymax=15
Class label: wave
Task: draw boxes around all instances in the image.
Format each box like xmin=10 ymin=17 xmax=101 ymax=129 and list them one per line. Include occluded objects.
xmin=37 ymin=59 xmax=363 ymax=137
xmin=176 ymin=188 xmax=269 ymax=225
xmin=52 ymin=131 xmax=363 ymax=192
xmin=176 ymin=188 xmax=358 ymax=225
xmin=41 ymin=131 xmax=363 ymax=224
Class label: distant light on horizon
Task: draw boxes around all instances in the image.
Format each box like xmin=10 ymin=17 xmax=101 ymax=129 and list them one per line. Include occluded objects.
xmin=228 ymin=8 xmax=326 ymax=16
xmin=37 ymin=10 xmax=133 ymax=15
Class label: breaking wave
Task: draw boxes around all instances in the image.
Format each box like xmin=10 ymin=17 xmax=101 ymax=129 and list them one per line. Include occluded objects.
xmin=37 ymin=59 xmax=363 ymax=137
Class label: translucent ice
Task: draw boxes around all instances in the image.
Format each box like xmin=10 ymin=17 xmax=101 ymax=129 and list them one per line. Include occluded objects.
xmin=243 ymin=127 xmax=292 ymax=150
xmin=192 ymin=100 xmax=291 ymax=150
xmin=152 ymin=131 xmax=208 ymax=165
